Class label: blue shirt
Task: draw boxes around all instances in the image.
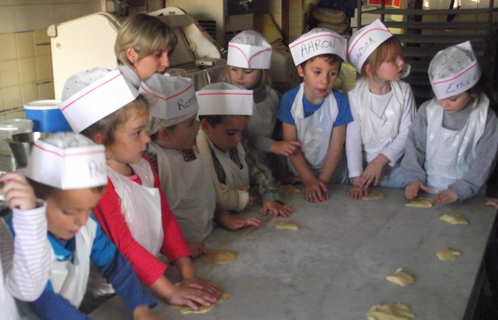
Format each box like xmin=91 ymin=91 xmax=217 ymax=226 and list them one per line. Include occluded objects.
xmin=275 ymin=85 xmax=353 ymax=127
xmin=6 ymin=213 xmax=156 ymax=320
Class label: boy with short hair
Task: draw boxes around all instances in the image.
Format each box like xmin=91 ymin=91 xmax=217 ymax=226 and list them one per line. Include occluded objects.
xmin=275 ymin=28 xmax=353 ymax=202
xmin=6 ymin=132 xmax=161 ymax=320
xmin=196 ymin=83 xmax=292 ymax=217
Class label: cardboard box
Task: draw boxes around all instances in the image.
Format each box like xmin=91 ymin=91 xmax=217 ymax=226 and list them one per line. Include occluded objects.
xmin=367 ymin=0 xmax=401 ymax=8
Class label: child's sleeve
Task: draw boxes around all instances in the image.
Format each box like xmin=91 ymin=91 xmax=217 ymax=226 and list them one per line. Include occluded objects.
xmin=275 ymin=89 xmax=297 ymax=126
xmin=346 ymin=88 xmax=364 ymax=178
xmin=152 ymin=167 xmax=192 ymax=262
xmin=2 ymin=201 xmax=51 ymax=301
xmin=379 ymin=82 xmax=416 ymax=165
xmin=92 ymin=180 xmax=167 ymax=286
xmin=243 ymin=139 xmax=280 ymax=202
xmin=333 ymin=91 xmax=353 ymax=127
xmin=400 ymin=101 xmax=430 ymax=185
xmin=28 ymin=290 xmax=91 ymax=320
xmin=449 ymin=109 xmax=498 ymax=200
xmin=89 ymin=216 xmax=156 ymax=312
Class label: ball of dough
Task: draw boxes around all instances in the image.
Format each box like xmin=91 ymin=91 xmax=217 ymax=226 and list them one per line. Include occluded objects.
xmin=440 ymin=213 xmax=468 ymax=225
xmin=386 ymin=268 xmax=415 ymax=287
xmin=437 ymin=247 xmax=462 ymax=261
xmin=275 ymin=221 xmax=300 ymax=230
xmin=406 ymin=197 xmax=436 ymax=208
xmin=173 ymin=293 xmax=231 ymax=314
xmin=200 ymin=250 xmax=237 ymax=264
xmin=279 ymin=184 xmax=300 ymax=194
xmin=367 ymin=302 xmax=415 ymax=320
xmin=362 ymin=190 xmax=384 ymax=200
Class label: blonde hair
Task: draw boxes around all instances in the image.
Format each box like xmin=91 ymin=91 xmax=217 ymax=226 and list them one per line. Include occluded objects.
xmin=361 ymin=37 xmax=402 ymax=77
xmin=221 ymin=65 xmax=272 ymax=87
xmin=80 ymin=95 xmax=150 ymax=147
xmin=115 ymin=14 xmax=177 ymax=69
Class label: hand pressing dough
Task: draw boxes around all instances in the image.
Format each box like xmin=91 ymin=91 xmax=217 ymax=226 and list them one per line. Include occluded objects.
xmin=275 ymin=221 xmax=300 ymax=230
xmin=279 ymin=184 xmax=300 ymax=194
xmin=440 ymin=213 xmax=468 ymax=225
xmin=386 ymin=268 xmax=415 ymax=287
xmin=200 ymin=250 xmax=237 ymax=264
xmin=362 ymin=190 xmax=384 ymax=200
xmin=437 ymin=248 xmax=462 ymax=261
xmin=367 ymin=303 xmax=415 ymax=320
xmin=406 ymin=197 xmax=436 ymax=208
xmin=173 ymin=293 xmax=231 ymax=314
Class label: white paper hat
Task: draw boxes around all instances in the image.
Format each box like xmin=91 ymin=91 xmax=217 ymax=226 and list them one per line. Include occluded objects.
xmin=347 ymin=19 xmax=393 ymax=73
xmin=60 ymin=68 xmax=139 ymax=133
xmin=289 ymin=28 xmax=347 ymax=66
xmin=428 ymin=41 xmax=481 ymax=100
xmin=140 ymin=74 xmax=198 ymax=124
xmin=26 ymin=132 xmax=107 ymax=190
xmin=227 ymin=30 xmax=272 ymax=69
xmin=196 ymin=83 xmax=253 ymax=116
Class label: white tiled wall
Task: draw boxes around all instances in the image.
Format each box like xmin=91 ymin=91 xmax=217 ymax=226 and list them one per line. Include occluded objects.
xmin=0 ymin=0 xmax=101 ymax=120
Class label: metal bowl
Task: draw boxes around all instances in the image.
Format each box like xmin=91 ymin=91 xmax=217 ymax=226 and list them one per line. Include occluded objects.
xmin=5 ymin=132 xmax=51 ymax=168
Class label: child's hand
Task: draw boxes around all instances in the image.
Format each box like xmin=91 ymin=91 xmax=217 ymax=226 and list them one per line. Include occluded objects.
xmin=270 ymin=140 xmax=302 ymax=157
xmin=436 ymin=188 xmax=458 ymax=204
xmin=358 ymin=155 xmax=389 ymax=188
xmin=133 ymin=305 xmax=163 ymax=320
xmin=347 ymin=185 xmax=369 ymax=200
xmin=1 ymin=173 xmax=36 ymax=210
xmin=166 ymin=282 xmax=216 ymax=310
xmin=303 ymin=177 xmax=328 ymax=202
xmin=179 ymin=276 xmax=223 ymax=300
xmin=486 ymin=198 xmax=498 ymax=208
xmin=261 ymin=200 xmax=293 ymax=217
xmin=405 ymin=182 xmax=428 ymax=200
xmin=219 ymin=215 xmax=261 ymax=230
xmin=188 ymin=242 xmax=208 ymax=258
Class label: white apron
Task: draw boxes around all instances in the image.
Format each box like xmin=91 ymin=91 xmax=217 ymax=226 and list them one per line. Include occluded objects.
xmin=356 ymin=78 xmax=405 ymax=188
xmin=425 ymin=95 xmax=488 ymax=193
xmin=289 ymin=83 xmax=338 ymax=175
xmin=151 ymin=142 xmax=214 ymax=243
xmin=17 ymin=220 xmax=97 ymax=320
xmin=107 ymin=158 xmax=164 ymax=256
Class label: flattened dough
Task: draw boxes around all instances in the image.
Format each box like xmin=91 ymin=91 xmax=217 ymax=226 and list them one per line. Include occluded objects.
xmin=200 ymin=250 xmax=237 ymax=264
xmin=173 ymin=293 xmax=231 ymax=314
xmin=362 ymin=190 xmax=384 ymax=200
xmin=437 ymin=247 xmax=462 ymax=261
xmin=386 ymin=268 xmax=415 ymax=287
xmin=440 ymin=213 xmax=468 ymax=225
xmin=367 ymin=303 xmax=415 ymax=320
xmin=275 ymin=221 xmax=300 ymax=230
xmin=279 ymin=184 xmax=300 ymax=194
xmin=406 ymin=197 xmax=436 ymax=208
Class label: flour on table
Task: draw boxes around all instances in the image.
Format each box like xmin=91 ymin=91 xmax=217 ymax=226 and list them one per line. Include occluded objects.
xmin=200 ymin=250 xmax=237 ymax=264
xmin=173 ymin=293 xmax=231 ymax=314
xmin=386 ymin=268 xmax=415 ymax=287
xmin=406 ymin=197 xmax=436 ymax=208
xmin=275 ymin=221 xmax=300 ymax=230
xmin=367 ymin=302 xmax=415 ymax=320
xmin=362 ymin=190 xmax=384 ymax=200
xmin=440 ymin=213 xmax=468 ymax=225
xmin=437 ymin=248 xmax=462 ymax=261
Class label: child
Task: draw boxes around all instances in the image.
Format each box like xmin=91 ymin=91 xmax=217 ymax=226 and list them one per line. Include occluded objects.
xmin=345 ymin=19 xmax=416 ymax=199
xmin=275 ymin=28 xmax=353 ymax=202
xmin=223 ymin=30 xmax=302 ymax=167
xmin=196 ymin=82 xmax=293 ymax=217
xmin=1 ymin=173 xmax=50 ymax=320
xmin=115 ymin=13 xmax=177 ymax=88
xmin=401 ymin=41 xmax=498 ymax=204
xmin=60 ymin=68 xmax=221 ymax=311
xmin=140 ymin=75 xmax=261 ymax=257
xmin=6 ymin=132 xmax=161 ymax=319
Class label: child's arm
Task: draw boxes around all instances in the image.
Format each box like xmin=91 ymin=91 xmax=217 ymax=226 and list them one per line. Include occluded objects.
xmin=443 ymin=108 xmax=498 ymax=202
xmin=283 ymin=122 xmax=328 ymax=202
xmin=318 ymin=124 xmax=347 ymax=186
xmin=401 ymin=102 xmax=430 ymax=199
xmin=171 ymin=256 xmax=222 ymax=299
xmin=1 ymin=173 xmax=50 ymax=301
xmin=28 ymin=290 xmax=91 ymax=320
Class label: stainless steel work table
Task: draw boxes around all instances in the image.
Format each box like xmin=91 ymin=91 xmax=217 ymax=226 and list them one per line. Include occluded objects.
xmin=90 ymin=185 xmax=496 ymax=320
